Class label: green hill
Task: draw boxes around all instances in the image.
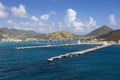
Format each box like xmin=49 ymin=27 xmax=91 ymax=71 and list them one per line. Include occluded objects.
xmin=0 ymin=27 xmax=45 ymax=40
xmin=0 ymin=30 xmax=6 ymax=40
xmin=98 ymin=29 xmax=120 ymax=42
xmin=0 ymin=27 xmax=76 ymax=40
xmin=45 ymin=31 xmax=76 ymax=39
xmin=0 ymin=28 xmax=38 ymax=36
xmin=86 ymin=25 xmax=113 ymax=37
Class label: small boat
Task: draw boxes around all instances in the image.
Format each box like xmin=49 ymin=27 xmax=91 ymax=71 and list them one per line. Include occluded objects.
xmin=78 ymin=40 xmax=81 ymax=44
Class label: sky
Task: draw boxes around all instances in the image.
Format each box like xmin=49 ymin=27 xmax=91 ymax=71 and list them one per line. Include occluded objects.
xmin=0 ymin=0 xmax=120 ymax=34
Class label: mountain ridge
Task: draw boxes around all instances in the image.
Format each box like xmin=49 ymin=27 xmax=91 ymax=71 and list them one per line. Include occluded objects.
xmin=97 ymin=29 xmax=120 ymax=42
xmin=0 ymin=25 xmax=119 ymax=41
xmin=0 ymin=28 xmax=39 ymax=36
xmin=86 ymin=25 xmax=113 ymax=37
xmin=45 ymin=31 xmax=77 ymax=39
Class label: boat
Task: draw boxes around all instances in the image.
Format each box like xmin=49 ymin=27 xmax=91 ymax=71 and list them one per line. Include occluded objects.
xmin=77 ymin=40 xmax=81 ymax=44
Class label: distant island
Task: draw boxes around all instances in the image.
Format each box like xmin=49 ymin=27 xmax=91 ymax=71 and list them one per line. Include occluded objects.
xmin=0 ymin=25 xmax=120 ymax=43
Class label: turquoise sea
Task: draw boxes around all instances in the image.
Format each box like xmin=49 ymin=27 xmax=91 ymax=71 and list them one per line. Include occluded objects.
xmin=0 ymin=41 xmax=120 ymax=80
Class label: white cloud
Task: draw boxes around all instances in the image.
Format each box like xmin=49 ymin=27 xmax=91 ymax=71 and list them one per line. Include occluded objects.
xmin=65 ymin=8 xmax=77 ymax=23
xmin=11 ymin=4 xmax=28 ymax=18
xmin=5 ymin=8 xmax=98 ymax=34
xmin=40 ymin=14 xmax=49 ymax=21
xmin=7 ymin=20 xmax=13 ymax=24
xmin=7 ymin=20 xmax=32 ymax=30
xmin=0 ymin=11 xmax=8 ymax=18
xmin=72 ymin=21 xmax=84 ymax=31
xmin=65 ymin=9 xmax=84 ymax=33
xmin=87 ymin=17 xmax=96 ymax=27
xmin=6 ymin=13 xmax=57 ymax=33
xmin=0 ymin=2 xmax=8 ymax=18
xmin=0 ymin=2 xmax=5 ymax=10
xmin=83 ymin=17 xmax=97 ymax=33
xmin=31 ymin=16 xmax=38 ymax=21
xmin=109 ymin=14 xmax=116 ymax=25
xmin=58 ymin=22 xmax=63 ymax=28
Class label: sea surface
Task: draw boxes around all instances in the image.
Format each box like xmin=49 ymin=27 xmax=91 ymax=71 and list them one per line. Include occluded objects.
xmin=0 ymin=41 xmax=120 ymax=80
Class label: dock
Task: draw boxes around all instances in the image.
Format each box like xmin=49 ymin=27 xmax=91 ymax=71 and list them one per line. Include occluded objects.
xmin=47 ymin=44 xmax=112 ymax=62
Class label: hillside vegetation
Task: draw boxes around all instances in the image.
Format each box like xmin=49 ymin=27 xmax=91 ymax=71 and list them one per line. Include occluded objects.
xmin=45 ymin=31 xmax=76 ymax=39
xmin=86 ymin=25 xmax=113 ymax=37
xmin=98 ymin=30 xmax=120 ymax=42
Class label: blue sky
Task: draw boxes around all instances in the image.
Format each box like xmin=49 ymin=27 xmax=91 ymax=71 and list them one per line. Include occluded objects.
xmin=0 ymin=0 xmax=120 ymax=34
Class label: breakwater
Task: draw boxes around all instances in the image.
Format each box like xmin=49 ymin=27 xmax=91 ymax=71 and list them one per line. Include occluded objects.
xmin=15 ymin=44 xmax=79 ymax=49
xmin=47 ymin=44 xmax=112 ymax=62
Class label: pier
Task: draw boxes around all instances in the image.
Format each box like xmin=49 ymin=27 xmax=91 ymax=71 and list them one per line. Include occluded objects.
xmin=15 ymin=44 xmax=78 ymax=49
xmin=47 ymin=44 xmax=112 ymax=62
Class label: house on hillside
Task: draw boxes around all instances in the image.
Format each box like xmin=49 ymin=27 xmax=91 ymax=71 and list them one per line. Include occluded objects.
xmin=118 ymin=40 xmax=120 ymax=44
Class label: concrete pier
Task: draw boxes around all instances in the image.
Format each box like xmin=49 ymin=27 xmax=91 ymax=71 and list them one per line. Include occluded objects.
xmin=47 ymin=44 xmax=112 ymax=62
xmin=14 ymin=44 xmax=76 ymax=49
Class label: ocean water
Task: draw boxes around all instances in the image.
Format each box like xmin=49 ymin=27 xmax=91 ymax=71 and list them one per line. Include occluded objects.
xmin=0 ymin=42 xmax=120 ymax=80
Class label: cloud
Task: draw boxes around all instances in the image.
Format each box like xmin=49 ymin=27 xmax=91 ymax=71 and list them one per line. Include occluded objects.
xmin=0 ymin=11 xmax=8 ymax=18
xmin=65 ymin=8 xmax=77 ymax=23
xmin=64 ymin=9 xmax=98 ymax=34
xmin=7 ymin=20 xmax=13 ymax=24
xmin=7 ymin=20 xmax=32 ymax=30
xmin=37 ymin=14 xmax=57 ymax=32
xmin=31 ymin=16 xmax=38 ymax=21
xmin=65 ymin=9 xmax=84 ymax=33
xmin=40 ymin=14 xmax=49 ymax=21
xmin=58 ymin=22 xmax=63 ymax=28
xmin=0 ymin=2 xmax=5 ymax=10
xmin=83 ymin=17 xmax=97 ymax=33
xmin=87 ymin=17 xmax=96 ymax=27
xmin=11 ymin=4 xmax=28 ymax=18
xmin=49 ymin=11 xmax=56 ymax=15
xmin=0 ymin=2 xmax=8 ymax=18
xmin=6 ymin=13 xmax=58 ymax=33
xmin=109 ymin=14 xmax=116 ymax=25
xmin=6 ymin=7 xmax=98 ymax=34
